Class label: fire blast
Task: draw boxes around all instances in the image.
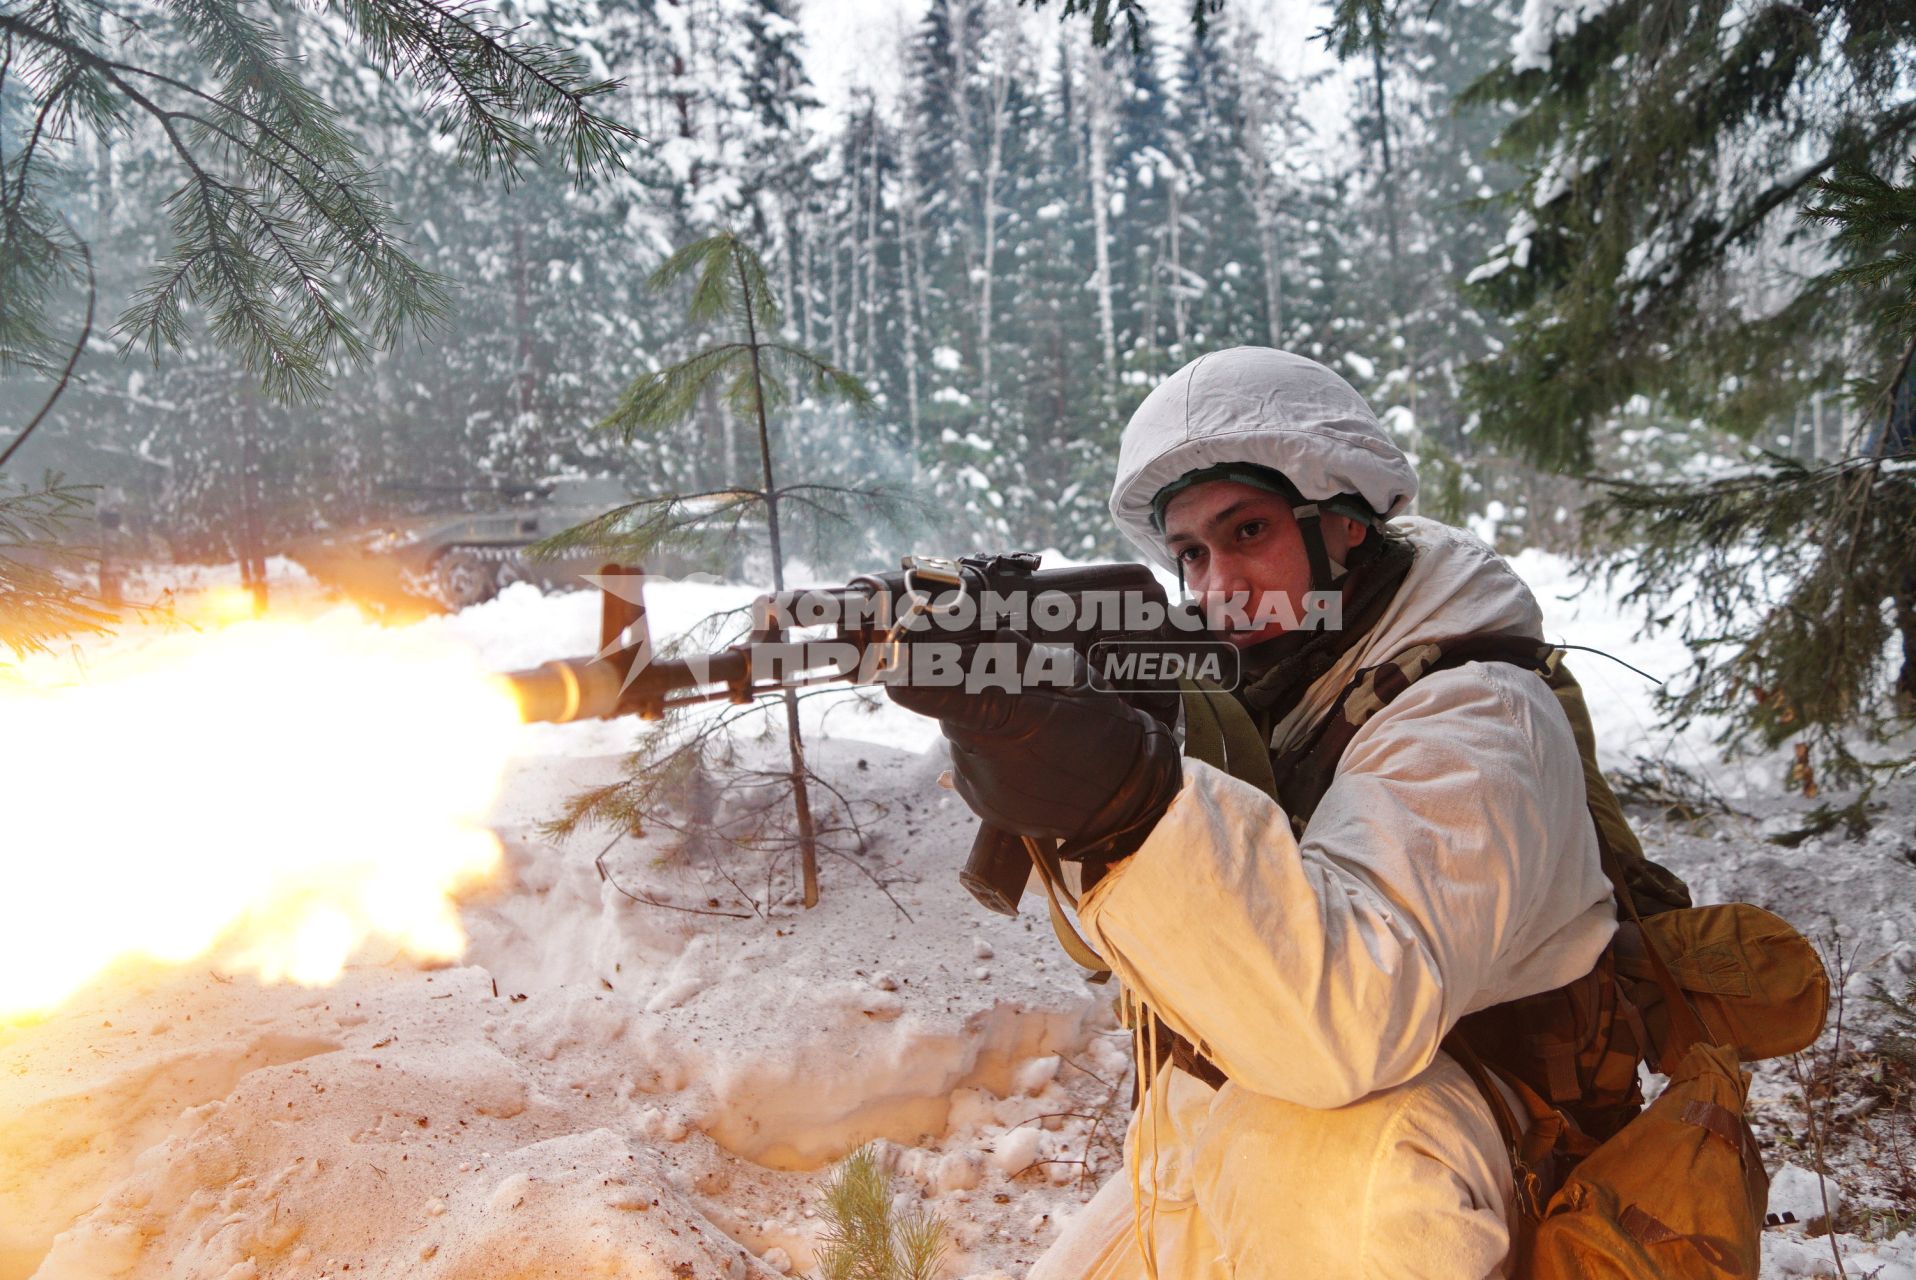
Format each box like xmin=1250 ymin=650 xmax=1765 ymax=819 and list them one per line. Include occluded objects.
xmin=0 ymin=606 xmax=522 ymax=1023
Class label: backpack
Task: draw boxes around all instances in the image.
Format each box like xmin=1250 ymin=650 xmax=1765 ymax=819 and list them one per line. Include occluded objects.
xmin=1176 ymin=636 xmax=1830 ymax=1280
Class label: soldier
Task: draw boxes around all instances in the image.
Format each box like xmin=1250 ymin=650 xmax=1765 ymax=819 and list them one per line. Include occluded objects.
xmin=889 ymin=346 xmax=1616 ymax=1278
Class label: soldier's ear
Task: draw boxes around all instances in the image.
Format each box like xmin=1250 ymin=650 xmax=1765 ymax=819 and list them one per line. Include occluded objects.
xmin=1330 ymin=513 xmax=1368 ymax=551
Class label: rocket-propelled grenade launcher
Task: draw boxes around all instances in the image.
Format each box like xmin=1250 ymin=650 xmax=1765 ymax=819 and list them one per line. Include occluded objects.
xmin=502 ymin=553 xmax=1226 ymax=918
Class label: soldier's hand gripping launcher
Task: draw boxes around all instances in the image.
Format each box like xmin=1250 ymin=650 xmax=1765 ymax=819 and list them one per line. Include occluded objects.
xmin=501 ymin=553 xmax=1215 ymax=917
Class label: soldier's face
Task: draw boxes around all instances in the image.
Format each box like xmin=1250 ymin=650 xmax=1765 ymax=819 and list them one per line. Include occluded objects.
xmin=1161 ymin=480 xmax=1363 ymax=647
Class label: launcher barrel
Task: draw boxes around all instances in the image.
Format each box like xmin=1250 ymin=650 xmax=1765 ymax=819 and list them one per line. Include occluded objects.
xmin=502 ymin=648 xmax=759 ymax=723
xmin=500 ymin=553 xmax=1181 ymax=725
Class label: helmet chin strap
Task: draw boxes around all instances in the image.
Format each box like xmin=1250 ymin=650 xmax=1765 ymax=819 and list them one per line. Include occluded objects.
xmin=1291 ymin=502 xmax=1343 ymax=595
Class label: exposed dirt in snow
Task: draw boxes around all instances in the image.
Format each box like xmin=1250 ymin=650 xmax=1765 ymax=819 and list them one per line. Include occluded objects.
xmin=3 ymin=569 xmax=1914 ymax=1279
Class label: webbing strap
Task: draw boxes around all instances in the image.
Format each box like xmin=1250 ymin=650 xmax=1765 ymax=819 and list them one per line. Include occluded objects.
xmin=1600 ymin=854 xmax=1715 ymax=1061
xmin=1178 ymin=676 xmax=1278 ymax=800
xmin=1446 ymin=1033 xmax=1567 ymax=1222
xmin=1268 ymin=634 xmax=1556 ymax=827
xmin=1022 ymin=835 xmax=1111 ymax=981
xmin=1619 ymin=1205 xmax=1741 ymax=1273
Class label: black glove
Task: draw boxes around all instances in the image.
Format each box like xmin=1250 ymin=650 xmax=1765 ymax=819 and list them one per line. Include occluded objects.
xmin=885 ymin=630 xmax=1183 ymax=865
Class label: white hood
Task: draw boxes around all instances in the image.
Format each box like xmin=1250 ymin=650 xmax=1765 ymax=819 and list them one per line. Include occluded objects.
xmin=1110 ymin=347 xmax=1420 ymax=572
xmin=1267 ymin=515 xmax=1547 ymax=754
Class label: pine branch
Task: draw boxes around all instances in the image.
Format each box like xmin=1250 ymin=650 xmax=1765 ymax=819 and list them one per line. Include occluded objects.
xmin=763 ymin=343 xmax=877 ymax=406
xmin=528 ymin=489 xmax=764 ymax=561
xmin=1584 ymin=448 xmax=1916 ymax=782
xmin=0 ymin=477 xmax=115 ymax=658
xmin=0 ymin=232 xmax=91 ymax=470
xmin=324 ymin=0 xmax=640 ymax=184
xmin=1018 ymin=0 xmax=1152 ymax=52
xmin=599 ymin=346 xmax=753 ymax=440
xmin=0 ymin=0 xmax=635 ymax=399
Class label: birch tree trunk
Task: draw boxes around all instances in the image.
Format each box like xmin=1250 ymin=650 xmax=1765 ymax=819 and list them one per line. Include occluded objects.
xmin=978 ymin=23 xmax=1013 ymax=426
xmin=1236 ymin=42 xmax=1286 ymax=346
xmin=897 ymin=137 xmax=924 ymax=468
xmin=1085 ymin=45 xmax=1118 ymax=397
xmin=1168 ymin=173 xmax=1186 ymax=348
xmin=866 ymin=111 xmax=882 ymax=386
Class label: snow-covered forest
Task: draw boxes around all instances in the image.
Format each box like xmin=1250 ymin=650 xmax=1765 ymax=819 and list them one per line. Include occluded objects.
xmin=0 ymin=0 xmax=1688 ymax=562
xmin=3 ymin=1 xmax=1915 ymax=1279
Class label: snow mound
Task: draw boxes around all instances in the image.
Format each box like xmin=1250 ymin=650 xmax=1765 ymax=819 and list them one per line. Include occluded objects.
xmin=2 ymin=719 xmax=1114 ymax=1278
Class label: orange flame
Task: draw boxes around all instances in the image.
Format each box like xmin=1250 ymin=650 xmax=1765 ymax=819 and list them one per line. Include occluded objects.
xmin=0 ymin=604 xmax=521 ymax=1022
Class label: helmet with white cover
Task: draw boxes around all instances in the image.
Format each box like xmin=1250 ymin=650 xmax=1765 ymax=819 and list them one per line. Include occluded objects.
xmin=1108 ymin=347 xmax=1419 ymax=586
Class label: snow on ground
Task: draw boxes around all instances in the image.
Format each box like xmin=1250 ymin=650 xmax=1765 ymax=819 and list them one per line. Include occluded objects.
xmin=2 ymin=551 xmax=1912 ymax=1279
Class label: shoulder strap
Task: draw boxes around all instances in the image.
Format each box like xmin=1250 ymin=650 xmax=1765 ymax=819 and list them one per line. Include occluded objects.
xmin=1445 ymin=1031 xmax=1580 ymax=1222
xmin=1179 ymin=635 xmax=1555 ymax=824
xmin=1272 ymin=634 xmax=1555 ymax=826
xmin=1020 ymin=835 xmax=1112 ymax=983
xmin=1542 ymin=654 xmax=1693 ymax=916
xmin=1601 ymin=861 xmax=1715 ymax=1061
xmin=1179 ymin=675 xmax=1278 ymax=800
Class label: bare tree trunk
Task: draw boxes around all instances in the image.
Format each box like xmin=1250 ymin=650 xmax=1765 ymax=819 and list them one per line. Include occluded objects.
xmin=799 ymin=214 xmax=815 ymax=352
xmin=949 ymin=0 xmax=982 ymax=321
xmin=734 ymin=245 xmax=819 ymax=908
xmin=239 ymin=386 xmax=268 ymax=614
xmin=1168 ymin=173 xmax=1186 ymax=348
xmin=780 ymin=206 xmax=798 ymax=337
xmin=1257 ymin=219 xmax=1284 ymax=346
xmin=1370 ymin=40 xmax=1401 ymax=289
xmin=1058 ymin=37 xmax=1082 ymax=183
xmin=979 ymin=34 xmax=1011 ymax=427
xmin=1235 ymin=41 xmax=1286 ymax=346
xmin=846 ymin=153 xmax=863 ymax=375
xmin=897 ymin=143 xmax=924 ymax=470
xmin=1086 ymin=46 xmax=1118 ymax=395
xmin=866 ymin=111 xmax=882 ymax=386
xmin=911 ymin=185 xmax=933 ymax=349
xmin=829 ymin=222 xmax=844 ymax=370
xmin=513 ymin=223 xmax=536 ymax=424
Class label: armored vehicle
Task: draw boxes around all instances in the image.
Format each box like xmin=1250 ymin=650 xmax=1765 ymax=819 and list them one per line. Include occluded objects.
xmin=286 ymin=476 xmax=630 ymax=611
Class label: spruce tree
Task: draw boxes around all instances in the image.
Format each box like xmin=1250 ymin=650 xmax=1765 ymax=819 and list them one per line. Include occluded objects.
xmin=541 ymin=230 xmax=886 ymax=907
xmin=1313 ymin=0 xmax=1916 ymax=786
xmin=1443 ymin=0 xmax=1914 ymax=468
xmin=1582 ymin=163 xmax=1916 ymax=789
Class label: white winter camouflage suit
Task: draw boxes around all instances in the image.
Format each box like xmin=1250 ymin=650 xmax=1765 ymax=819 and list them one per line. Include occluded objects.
xmin=1029 ymin=349 xmax=1618 ymax=1280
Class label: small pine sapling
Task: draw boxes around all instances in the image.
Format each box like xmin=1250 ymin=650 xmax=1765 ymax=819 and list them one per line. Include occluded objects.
xmin=539 ymin=230 xmax=910 ymax=908
xmin=814 ymin=1145 xmax=949 ymax=1280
